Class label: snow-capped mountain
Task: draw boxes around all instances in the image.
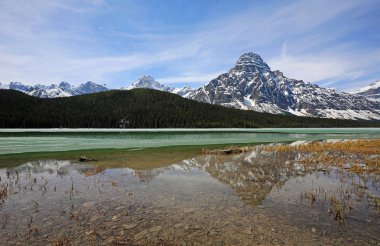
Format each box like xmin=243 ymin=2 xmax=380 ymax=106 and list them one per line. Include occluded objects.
xmin=1 ymin=53 xmax=379 ymax=120
xmin=0 ymin=82 xmax=9 ymax=89
xmin=171 ymin=86 xmax=197 ymax=97
xmin=28 ymin=84 xmax=72 ymax=98
xmin=0 ymin=81 xmax=108 ymax=98
xmin=184 ymin=52 xmax=380 ymax=120
xmin=123 ymin=75 xmax=174 ymax=92
xmin=353 ymin=80 xmax=380 ymax=102
xmin=9 ymin=82 xmax=32 ymax=92
xmin=77 ymin=81 xmax=108 ymax=94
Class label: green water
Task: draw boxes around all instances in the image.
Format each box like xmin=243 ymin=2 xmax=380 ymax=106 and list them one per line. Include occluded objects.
xmin=0 ymin=128 xmax=379 ymax=155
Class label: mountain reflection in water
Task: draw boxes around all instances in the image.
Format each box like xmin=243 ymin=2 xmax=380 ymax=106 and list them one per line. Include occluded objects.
xmin=0 ymin=141 xmax=379 ymax=245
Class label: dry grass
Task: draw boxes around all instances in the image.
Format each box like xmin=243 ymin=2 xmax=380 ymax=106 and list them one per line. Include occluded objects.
xmin=263 ymin=139 xmax=380 ymax=155
xmin=263 ymin=139 xmax=380 ymax=174
xmin=328 ymin=196 xmax=346 ymax=222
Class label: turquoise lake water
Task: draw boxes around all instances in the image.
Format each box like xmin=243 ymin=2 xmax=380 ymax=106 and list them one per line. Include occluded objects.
xmin=0 ymin=128 xmax=379 ymax=155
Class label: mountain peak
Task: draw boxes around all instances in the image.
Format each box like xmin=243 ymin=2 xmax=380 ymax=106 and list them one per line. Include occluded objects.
xmin=135 ymin=75 xmax=158 ymax=86
xmin=129 ymin=75 xmax=173 ymax=92
xmin=232 ymin=52 xmax=270 ymax=73
xmin=78 ymin=81 xmax=108 ymax=93
xmin=354 ymin=80 xmax=380 ymax=102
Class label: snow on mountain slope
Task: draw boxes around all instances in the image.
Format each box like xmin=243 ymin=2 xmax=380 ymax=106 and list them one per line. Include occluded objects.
xmin=185 ymin=52 xmax=380 ymax=120
xmin=1 ymin=81 xmax=109 ymax=98
xmin=0 ymin=82 xmax=9 ymax=89
xmin=353 ymin=80 xmax=380 ymax=102
xmin=77 ymin=81 xmax=108 ymax=94
xmin=124 ymin=75 xmax=173 ymax=92
xmin=1 ymin=53 xmax=379 ymax=121
xmin=9 ymin=82 xmax=32 ymax=92
xmin=171 ymin=86 xmax=197 ymax=97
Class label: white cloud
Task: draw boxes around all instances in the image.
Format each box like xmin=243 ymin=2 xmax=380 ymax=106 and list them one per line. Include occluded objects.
xmin=268 ymin=47 xmax=380 ymax=91
xmin=0 ymin=0 xmax=379 ymax=92
xmin=157 ymin=72 xmax=224 ymax=84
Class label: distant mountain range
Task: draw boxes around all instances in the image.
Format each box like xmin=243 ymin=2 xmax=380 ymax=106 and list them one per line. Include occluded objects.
xmin=1 ymin=89 xmax=377 ymax=128
xmin=1 ymin=52 xmax=379 ymax=120
xmin=353 ymin=80 xmax=380 ymax=102
xmin=0 ymin=81 xmax=108 ymax=98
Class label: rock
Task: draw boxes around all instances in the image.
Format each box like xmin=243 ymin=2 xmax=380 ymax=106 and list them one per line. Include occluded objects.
xmin=123 ymin=223 xmax=137 ymax=230
xmin=174 ymin=223 xmax=183 ymax=229
xmin=311 ymin=227 xmax=317 ymax=233
xmin=112 ymin=215 xmax=120 ymax=221
xmin=193 ymin=225 xmax=201 ymax=230
xmin=243 ymin=226 xmax=252 ymax=235
xmin=115 ymin=206 xmax=125 ymax=211
xmin=105 ymin=236 xmax=115 ymax=244
xmin=89 ymin=214 xmax=103 ymax=223
xmin=82 ymin=201 xmax=96 ymax=208
xmin=184 ymin=208 xmax=197 ymax=214
xmin=134 ymin=230 xmax=148 ymax=241
xmin=208 ymin=228 xmax=220 ymax=236
xmin=150 ymin=226 xmax=162 ymax=232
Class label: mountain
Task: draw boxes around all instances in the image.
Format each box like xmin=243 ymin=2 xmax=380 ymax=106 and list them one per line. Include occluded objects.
xmin=1 ymin=89 xmax=376 ymax=128
xmin=28 ymin=84 xmax=72 ymax=98
xmin=353 ymin=80 xmax=380 ymax=102
xmin=171 ymin=86 xmax=197 ymax=97
xmin=0 ymin=82 xmax=9 ymax=89
xmin=0 ymin=81 xmax=108 ymax=98
xmin=9 ymin=82 xmax=32 ymax=92
xmin=185 ymin=52 xmax=380 ymax=120
xmin=77 ymin=81 xmax=108 ymax=94
xmin=1 ymin=53 xmax=379 ymax=121
xmin=123 ymin=75 xmax=173 ymax=92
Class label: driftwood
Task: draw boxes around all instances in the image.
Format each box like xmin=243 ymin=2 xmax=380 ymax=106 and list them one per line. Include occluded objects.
xmin=79 ymin=156 xmax=97 ymax=162
xmin=201 ymin=146 xmax=255 ymax=155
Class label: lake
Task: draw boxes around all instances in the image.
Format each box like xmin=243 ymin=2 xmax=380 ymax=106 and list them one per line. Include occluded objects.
xmin=0 ymin=129 xmax=379 ymax=245
xmin=1 ymin=128 xmax=380 ymax=155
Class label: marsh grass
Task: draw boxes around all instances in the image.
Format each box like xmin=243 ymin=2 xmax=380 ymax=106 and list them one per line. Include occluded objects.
xmin=263 ymin=139 xmax=380 ymax=174
xmin=262 ymin=139 xmax=380 ymax=155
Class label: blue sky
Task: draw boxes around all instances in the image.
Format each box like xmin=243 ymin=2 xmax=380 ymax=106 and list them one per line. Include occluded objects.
xmin=0 ymin=0 xmax=379 ymax=91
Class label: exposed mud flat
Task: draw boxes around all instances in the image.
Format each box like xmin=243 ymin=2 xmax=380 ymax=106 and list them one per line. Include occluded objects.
xmin=0 ymin=139 xmax=379 ymax=245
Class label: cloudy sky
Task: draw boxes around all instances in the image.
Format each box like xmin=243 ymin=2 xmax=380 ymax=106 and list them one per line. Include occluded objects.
xmin=0 ymin=0 xmax=379 ymax=91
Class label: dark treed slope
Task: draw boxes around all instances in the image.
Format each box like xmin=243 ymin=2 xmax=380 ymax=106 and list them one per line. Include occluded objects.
xmin=0 ymin=89 xmax=378 ymax=128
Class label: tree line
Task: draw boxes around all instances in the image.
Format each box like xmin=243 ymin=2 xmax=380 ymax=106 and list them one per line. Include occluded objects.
xmin=0 ymin=89 xmax=378 ymax=128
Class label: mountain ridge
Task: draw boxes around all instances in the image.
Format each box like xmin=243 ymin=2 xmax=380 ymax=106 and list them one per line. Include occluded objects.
xmin=1 ymin=52 xmax=379 ymax=120
xmin=0 ymin=88 xmax=377 ymax=128
xmin=184 ymin=53 xmax=380 ymax=120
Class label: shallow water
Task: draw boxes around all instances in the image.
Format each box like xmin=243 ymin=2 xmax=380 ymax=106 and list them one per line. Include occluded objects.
xmin=0 ymin=141 xmax=379 ymax=245
xmin=1 ymin=128 xmax=380 ymax=154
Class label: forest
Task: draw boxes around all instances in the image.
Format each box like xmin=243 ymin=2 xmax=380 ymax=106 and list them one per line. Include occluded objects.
xmin=0 ymin=89 xmax=378 ymax=128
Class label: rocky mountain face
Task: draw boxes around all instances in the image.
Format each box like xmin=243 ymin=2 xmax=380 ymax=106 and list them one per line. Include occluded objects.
xmin=354 ymin=80 xmax=380 ymax=102
xmin=0 ymin=81 xmax=108 ymax=98
xmin=1 ymin=53 xmax=379 ymax=120
xmin=184 ymin=53 xmax=380 ymax=120
xmin=123 ymin=75 xmax=173 ymax=92
xmin=171 ymin=86 xmax=197 ymax=97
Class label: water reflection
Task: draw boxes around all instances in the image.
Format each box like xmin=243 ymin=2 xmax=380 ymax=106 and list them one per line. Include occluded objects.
xmin=0 ymin=141 xmax=379 ymax=245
